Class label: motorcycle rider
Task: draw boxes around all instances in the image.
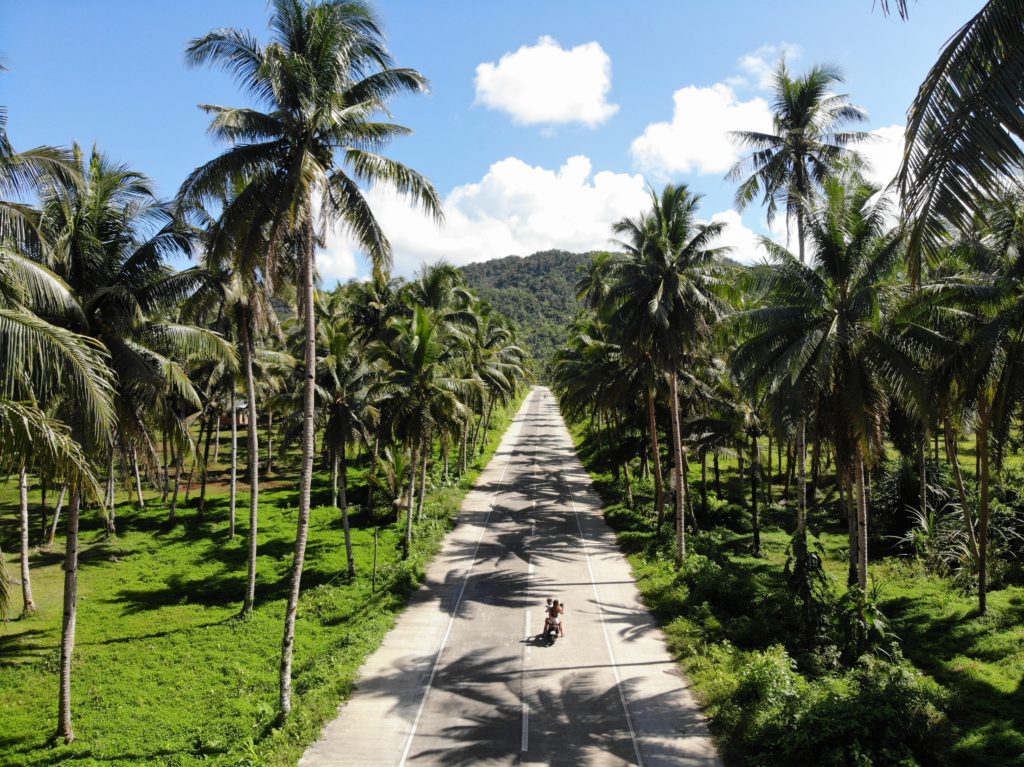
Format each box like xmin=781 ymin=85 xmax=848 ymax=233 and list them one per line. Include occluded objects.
xmin=542 ymin=597 xmax=565 ymax=638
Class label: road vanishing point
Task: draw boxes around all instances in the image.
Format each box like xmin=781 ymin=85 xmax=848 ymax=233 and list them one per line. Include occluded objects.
xmin=301 ymin=386 xmax=721 ymax=767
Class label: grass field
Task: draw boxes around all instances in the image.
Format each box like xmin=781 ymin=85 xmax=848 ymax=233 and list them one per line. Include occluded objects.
xmin=0 ymin=393 xmax=523 ymax=767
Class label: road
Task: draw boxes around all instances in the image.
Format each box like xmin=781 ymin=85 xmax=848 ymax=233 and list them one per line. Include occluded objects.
xmin=300 ymin=386 xmax=720 ymax=767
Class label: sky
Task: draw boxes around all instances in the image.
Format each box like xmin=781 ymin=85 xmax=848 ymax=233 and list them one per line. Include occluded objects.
xmin=1 ymin=0 xmax=984 ymax=282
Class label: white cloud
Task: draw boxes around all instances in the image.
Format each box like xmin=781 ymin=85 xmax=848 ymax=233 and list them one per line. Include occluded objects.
xmin=320 ymin=155 xmax=649 ymax=281
xmin=630 ymin=83 xmax=773 ymax=177
xmin=736 ymin=42 xmax=802 ymax=90
xmin=861 ymin=124 xmax=905 ymax=190
xmin=474 ymin=36 xmax=619 ymax=127
xmin=708 ymin=209 xmax=766 ymax=264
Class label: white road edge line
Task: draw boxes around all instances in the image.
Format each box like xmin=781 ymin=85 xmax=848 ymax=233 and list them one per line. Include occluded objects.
xmin=397 ymin=391 xmax=534 ymax=767
xmin=560 ymin=450 xmax=646 ymax=767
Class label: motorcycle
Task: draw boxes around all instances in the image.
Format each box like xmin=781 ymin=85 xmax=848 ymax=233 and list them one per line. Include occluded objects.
xmin=540 ymin=599 xmax=564 ymax=645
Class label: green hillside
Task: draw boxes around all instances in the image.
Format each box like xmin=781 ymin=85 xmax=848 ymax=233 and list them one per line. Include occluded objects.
xmin=461 ymin=250 xmax=590 ymax=364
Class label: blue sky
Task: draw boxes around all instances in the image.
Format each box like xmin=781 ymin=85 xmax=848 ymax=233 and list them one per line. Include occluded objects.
xmin=1 ymin=0 xmax=983 ymax=280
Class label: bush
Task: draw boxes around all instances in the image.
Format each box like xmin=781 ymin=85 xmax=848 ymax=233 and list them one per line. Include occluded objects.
xmin=776 ymin=653 xmax=948 ymax=766
xmin=700 ymin=645 xmax=948 ymax=767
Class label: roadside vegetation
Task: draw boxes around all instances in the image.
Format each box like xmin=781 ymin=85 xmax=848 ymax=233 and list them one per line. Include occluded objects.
xmin=0 ymin=395 xmax=523 ymax=766
xmin=1 ymin=0 xmax=528 ymax=760
xmin=3 ymin=0 xmax=1023 ymax=765
xmin=554 ymin=3 xmax=1024 ymax=763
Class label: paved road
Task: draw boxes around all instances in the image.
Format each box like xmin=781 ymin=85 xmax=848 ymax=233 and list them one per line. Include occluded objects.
xmin=301 ymin=387 xmax=720 ymax=767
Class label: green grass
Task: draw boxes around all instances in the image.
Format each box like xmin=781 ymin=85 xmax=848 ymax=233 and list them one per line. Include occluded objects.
xmin=575 ymin=431 xmax=1024 ymax=766
xmin=0 ymin=394 xmax=523 ymax=767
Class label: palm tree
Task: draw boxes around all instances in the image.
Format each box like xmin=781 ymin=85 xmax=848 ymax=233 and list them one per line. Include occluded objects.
xmin=608 ymin=184 xmax=730 ymax=565
xmin=374 ymin=304 xmax=479 ymax=555
xmin=732 ymin=177 xmax=922 ymax=590
xmin=897 ymin=1 xmax=1024 ymax=280
xmin=552 ymin=314 xmax=646 ymax=506
xmin=0 ymin=104 xmax=113 ymax=655
xmin=728 ymin=61 xmax=870 ymax=537
xmin=38 ymin=145 xmax=234 ymax=533
xmin=184 ymin=181 xmax=282 ymax=612
xmin=939 ymin=189 xmax=1024 ymax=613
xmin=182 ymin=0 xmax=442 ymax=715
xmin=316 ymin=290 xmax=379 ymax=577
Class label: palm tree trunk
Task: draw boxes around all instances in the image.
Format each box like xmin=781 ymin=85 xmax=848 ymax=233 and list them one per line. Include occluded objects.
xmin=40 ymin=478 xmax=48 ymax=541
xmin=941 ymin=410 xmax=980 ymax=559
xmin=480 ymin=397 xmax=494 ymax=453
xmin=977 ymin=390 xmax=991 ymax=614
xmin=279 ymin=232 xmax=317 ymax=718
xmin=796 ymin=420 xmax=808 ymax=534
xmin=48 ymin=485 xmax=67 ymax=547
xmin=783 ymin=440 xmax=794 ymax=501
xmin=404 ymin=440 xmax=419 ymax=559
xmin=737 ymin=440 xmax=745 ymax=506
xmin=214 ymin=412 xmax=221 ymax=463
xmin=647 ymin=386 xmax=666 ymax=529
xmin=340 ymin=437 xmax=355 ymax=578
xmin=713 ymin=452 xmax=721 ymax=497
xmin=19 ymin=465 xmax=36 ymax=614
xmin=810 ymin=424 xmax=821 ymax=510
xmin=669 ymin=372 xmax=687 ymax=565
xmin=240 ymin=315 xmax=260 ymax=615
xmin=161 ymin=427 xmax=170 ymax=502
xmin=766 ymin=431 xmax=773 ymax=503
xmin=750 ymin=435 xmax=761 ymax=556
xmin=169 ymin=447 xmax=184 ymax=524
xmin=365 ymin=434 xmax=380 ymax=516
xmin=470 ymin=409 xmax=482 ymax=458
xmin=131 ymin=446 xmax=145 ymax=509
xmin=919 ymin=430 xmax=928 ymax=519
xmin=460 ymin=417 xmax=468 ymax=476
xmin=624 ymin=462 xmax=634 ymax=508
xmin=331 ymin=447 xmax=339 ymax=509
xmin=104 ymin=445 xmax=116 ymax=534
xmin=56 ymin=487 xmax=81 ymax=744
xmin=843 ymin=461 xmax=858 ymax=587
xmin=229 ymin=389 xmax=238 ymax=539
xmin=854 ymin=443 xmax=869 ymax=591
xmin=267 ymin=411 xmax=274 ymax=475
xmin=700 ymin=451 xmax=708 ymax=519
xmin=417 ymin=436 xmax=428 ymax=521
xmin=198 ymin=409 xmax=215 ymax=518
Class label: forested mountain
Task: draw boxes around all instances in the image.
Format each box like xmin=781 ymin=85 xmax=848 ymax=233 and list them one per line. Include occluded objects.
xmin=461 ymin=250 xmax=590 ymax=365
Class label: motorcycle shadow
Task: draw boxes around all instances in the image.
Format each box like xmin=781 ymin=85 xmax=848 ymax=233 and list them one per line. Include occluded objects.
xmin=520 ymin=635 xmax=558 ymax=647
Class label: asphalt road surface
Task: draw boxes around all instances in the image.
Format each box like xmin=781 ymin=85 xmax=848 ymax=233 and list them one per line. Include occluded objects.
xmin=301 ymin=386 xmax=721 ymax=767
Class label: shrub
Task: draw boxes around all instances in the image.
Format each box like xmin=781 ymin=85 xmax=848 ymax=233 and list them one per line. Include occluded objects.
xmin=701 ymin=645 xmax=948 ymax=767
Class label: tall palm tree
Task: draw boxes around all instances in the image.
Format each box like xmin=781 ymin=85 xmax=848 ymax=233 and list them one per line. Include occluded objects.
xmin=939 ymin=189 xmax=1024 ymax=613
xmin=316 ymin=290 xmax=379 ymax=577
xmin=608 ymin=184 xmax=730 ymax=565
xmin=182 ymin=0 xmax=442 ymax=715
xmin=184 ymin=181 xmax=281 ymax=613
xmin=728 ymin=61 xmax=870 ymax=536
xmin=897 ymin=0 xmax=1024 ymax=280
xmin=0 ymin=104 xmax=113 ymax=653
xmin=732 ymin=177 xmax=922 ymax=590
xmin=38 ymin=145 xmax=234 ymax=533
xmin=373 ymin=304 xmax=479 ymax=555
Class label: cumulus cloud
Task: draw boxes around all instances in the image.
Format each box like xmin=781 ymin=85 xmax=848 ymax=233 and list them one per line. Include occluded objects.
xmin=708 ymin=209 xmax=767 ymax=264
xmin=474 ymin=36 xmax=619 ymax=127
xmin=734 ymin=42 xmax=802 ymax=90
xmin=860 ymin=124 xmax=905 ymax=190
xmin=629 ymin=83 xmax=773 ymax=177
xmin=320 ymin=155 xmax=649 ymax=281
